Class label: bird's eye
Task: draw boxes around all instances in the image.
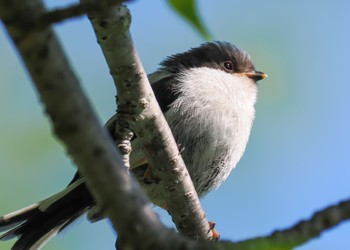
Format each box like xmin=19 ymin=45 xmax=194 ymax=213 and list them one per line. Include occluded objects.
xmin=223 ymin=61 xmax=234 ymax=71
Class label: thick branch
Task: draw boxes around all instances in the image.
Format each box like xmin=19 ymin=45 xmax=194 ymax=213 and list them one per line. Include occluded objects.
xmin=1 ymin=1 xmax=350 ymax=250
xmin=0 ymin=1 xmax=179 ymax=249
xmin=81 ymin=2 xmax=212 ymax=241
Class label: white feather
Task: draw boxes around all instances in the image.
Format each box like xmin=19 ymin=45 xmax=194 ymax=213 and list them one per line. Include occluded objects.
xmin=165 ymin=67 xmax=257 ymax=194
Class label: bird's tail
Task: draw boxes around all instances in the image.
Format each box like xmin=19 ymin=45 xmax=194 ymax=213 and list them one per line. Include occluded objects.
xmin=0 ymin=178 xmax=93 ymax=250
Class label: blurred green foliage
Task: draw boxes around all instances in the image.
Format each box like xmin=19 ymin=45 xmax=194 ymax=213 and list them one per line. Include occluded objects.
xmin=167 ymin=0 xmax=211 ymax=40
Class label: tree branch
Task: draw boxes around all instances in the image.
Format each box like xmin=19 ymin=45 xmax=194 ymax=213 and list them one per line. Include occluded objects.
xmin=80 ymin=1 xmax=212 ymax=241
xmin=225 ymin=198 xmax=350 ymax=250
xmin=1 ymin=0 xmax=350 ymax=249
xmin=2 ymin=0 xmax=126 ymax=32
xmin=0 ymin=0 xmax=181 ymax=249
xmin=39 ymin=0 xmax=128 ymax=28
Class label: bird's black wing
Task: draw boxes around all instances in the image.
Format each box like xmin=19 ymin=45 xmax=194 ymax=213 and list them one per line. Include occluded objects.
xmin=151 ymin=75 xmax=179 ymax=113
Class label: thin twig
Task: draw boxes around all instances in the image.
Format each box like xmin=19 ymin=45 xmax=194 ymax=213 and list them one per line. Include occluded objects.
xmin=233 ymin=198 xmax=350 ymax=250
xmin=1 ymin=0 xmax=350 ymax=249
xmin=39 ymin=0 xmax=126 ymax=28
xmin=2 ymin=0 xmax=126 ymax=32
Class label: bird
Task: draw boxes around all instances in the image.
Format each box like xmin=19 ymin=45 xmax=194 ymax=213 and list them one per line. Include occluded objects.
xmin=0 ymin=41 xmax=267 ymax=249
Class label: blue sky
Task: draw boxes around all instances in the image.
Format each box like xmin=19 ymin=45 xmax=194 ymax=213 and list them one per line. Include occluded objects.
xmin=1 ymin=1 xmax=350 ymax=249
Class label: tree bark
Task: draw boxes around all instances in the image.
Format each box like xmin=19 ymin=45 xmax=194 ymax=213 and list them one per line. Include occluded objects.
xmin=0 ymin=0 xmax=349 ymax=249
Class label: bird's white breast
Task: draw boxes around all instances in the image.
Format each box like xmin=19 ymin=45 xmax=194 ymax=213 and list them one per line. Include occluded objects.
xmin=165 ymin=67 xmax=258 ymax=195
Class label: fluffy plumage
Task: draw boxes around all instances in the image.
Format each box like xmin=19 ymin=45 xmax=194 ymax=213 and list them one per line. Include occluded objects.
xmin=0 ymin=41 xmax=264 ymax=249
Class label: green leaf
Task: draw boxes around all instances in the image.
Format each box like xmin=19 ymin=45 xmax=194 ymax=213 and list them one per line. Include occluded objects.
xmin=167 ymin=0 xmax=212 ymax=40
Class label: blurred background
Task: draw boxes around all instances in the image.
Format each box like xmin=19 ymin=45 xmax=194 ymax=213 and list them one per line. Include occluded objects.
xmin=1 ymin=1 xmax=350 ymax=249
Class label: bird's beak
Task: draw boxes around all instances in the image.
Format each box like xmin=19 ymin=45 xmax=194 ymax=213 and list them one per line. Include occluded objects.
xmin=244 ymin=71 xmax=268 ymax=81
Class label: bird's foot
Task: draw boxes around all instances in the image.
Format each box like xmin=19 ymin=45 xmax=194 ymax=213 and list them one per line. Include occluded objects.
xmin=209 ymin=221 xmax=220 ymax=241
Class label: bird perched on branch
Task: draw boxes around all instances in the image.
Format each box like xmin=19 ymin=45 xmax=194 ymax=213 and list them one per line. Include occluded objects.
xmin=0 ymin=41 xmax=267 ymax=249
